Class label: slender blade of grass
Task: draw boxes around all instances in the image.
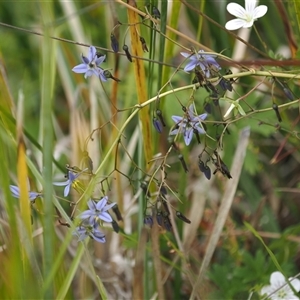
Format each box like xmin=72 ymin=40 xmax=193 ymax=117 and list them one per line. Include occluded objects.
xmin=40 ymin=3 xmax=55 ymax=298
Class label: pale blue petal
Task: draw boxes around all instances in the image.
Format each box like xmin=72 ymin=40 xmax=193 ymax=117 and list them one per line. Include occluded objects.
xmin=184 ymin=61 xmax=198 ymax=72
xmin=194 ymin=125 xmax=206 ymax=134
xmin=172 ymin=115 xmax=183 ymax=123
xmin=84 ymin=70 xmax=94 ymax=78
xmin=99 ymin=71 xmax=108 ymax=82
xmin=199 ymin=113 xmax=208 ymax=120
xmin=72 ymin=64 xmax=88 ymax=73
xmin=99 ymin=211 xmax=113 ymax=223
xmin=184 ymin=127 xmax=193 ymax=146
xmin=53 ymin=180 xmax=68 ymax=186
xmin=96 ymin=196 xmax=108 ymax=211
xmin=102 ymin=202 xmax=116 ymax=212
xmin=180 ymin=52 xmax=191 ymax=58
xmin=170 ymin=129 xmax=179 ymax=135
xmin=64 ymin=184 xmax=71 ymax=197
xmin=91 ymin=231 xmax=106 ymax=243
xmin=81 ymin=55 xmax=89 ymax=64
xmin=88 ymin=46 xmax=97 ymax=61
xmin=87 ymin=200 xmax=96 ymax=211
xmin=10 ymin=185 xmax=20 ymax=197
xmin=29 ymin=192 xmax=40 ymax=201
xmin=79 ymin=210 xmax=94 ymax=219
xmin=95 ymin=56 xmax=106 ymax=65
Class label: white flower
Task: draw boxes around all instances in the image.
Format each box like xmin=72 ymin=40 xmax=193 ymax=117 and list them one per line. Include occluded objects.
xmin=225 ymin=0 xmax=268 ymax=31
xmin=260 ymin=271 xmax=300 ymax=300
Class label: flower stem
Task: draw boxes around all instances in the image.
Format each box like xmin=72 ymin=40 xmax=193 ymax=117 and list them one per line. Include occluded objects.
xmin=253 ymin=24 xmax=268 ymax=52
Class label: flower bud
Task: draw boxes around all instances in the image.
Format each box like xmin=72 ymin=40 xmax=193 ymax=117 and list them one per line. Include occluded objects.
xmin=144 ymin=215 xmax=153 ymax=228
xmin=123 ymin=44 xmax=132 ymax=62
xmin=176 ymin=211 xmax=191 ymax=224
xmin=153 ymin=117 xmax=163 ymax=133
xmin=139 ymin=36 xmax=149 ymax=52
xmin=272 ymin=103 xmax=282 ymax=122
xmin=110 ymin=34 xmax=119 ymax=53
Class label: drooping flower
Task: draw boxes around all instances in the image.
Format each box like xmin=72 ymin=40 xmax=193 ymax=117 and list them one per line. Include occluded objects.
xmin=73 ymin=219 xmax=106 ymax=243
xmin=79 ymin=197 xmax=116 ymax=223
xmin=225 ymin=0 xmax=268 ymax=31
xmin=180 ymin=50 xmax=221 ymax=77
xmin=170 ymin=105 xmax=207 ymax=146
xmin=260 ymin=271 xmax=300 ymax=300
xmin=72 ymin=46 xmax=107 ymax=81
xmin=9 ymin=185 xmax=42 ymax=202
xmin=53 ymin=169 xmax=87 ymax=197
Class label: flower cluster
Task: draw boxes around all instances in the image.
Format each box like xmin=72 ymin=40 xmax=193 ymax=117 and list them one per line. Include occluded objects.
xmin=74 ymin=197 xmax=116 ymax=243
xmin=170 ymin=104 xmax=207 ymax=146
xmin=9 ymin=165 xmax=117 ymax=244
xmin=72 ymin=46 xmax=107 ymax=81
xmin=180 ymin=50 xmax=221 ymax=77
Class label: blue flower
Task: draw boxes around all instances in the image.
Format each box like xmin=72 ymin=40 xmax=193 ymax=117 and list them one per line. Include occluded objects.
xmin=53 ymin=169 xmax=86 ymax=197
xmin=79 ymin=196 xmax=116 ymax=223
xmin=74 ymin=219 xmax=106 ymax=243
xmin=170 ymin=105 xmax=207 ymax=146
xmin=9 ymin=185 xmax=42 ymax=202
xmin=72 ymin=46 xmax=107 ymax=81
xmin=181 ymin=50 xmax=221 ymax=77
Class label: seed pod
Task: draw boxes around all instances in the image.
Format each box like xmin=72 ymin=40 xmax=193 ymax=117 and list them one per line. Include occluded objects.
xmin=204 ymin=102 xmax=212 ymax=114
xmin=163 ymin=215 xmax=172 ymax=231
xmin=220 ymin=161 xmax=232 ymax=179
xmin=152 ymin=6 xmax=161 ymax=19
xmin=156 ymin=109 xmax=166 ymax=127
xmin=141 ymin=181 xmax=151 ymax=197
xmin=283 ymin=87 xmax=294 ymax=101
xmin=160 ymin=185 xmax=168 ymax=196
xmin=112 ymin=220 xmax=120 ymax=233
xmin=144 ymin=215 xmax=153 ymax=228
xmin=103 ymin=70 xmax=121 ymax=82
xmin=176 ymin=211 xmax=191 ymax=224
xmin=198 ymin=160 xmax=206 ymax=172
xmin=272 ymin=103 xmax=282 ymax=122
xmin=112 ymin=204 xmax=123 ymax=221
xmin=219 ymin=77 xmax=233 ymax=91
xmin=139 ymin=36 xmax=149 ymax=52
xmin=156 ymin=211 xmax=163 ymax=227
xmin=110 ymin=34 xmax=119 ymax=53
xmin=178 ymin=154 xmax=188 ymax=173
xmin=203 ymin=165 xmax=211 ymax=180
xmin=153 ymin=117 xmax=163 ymax=133
xmin=123 ymin=44 xmax=132 ymax=62
xmin=161 ymin=198 xmax=170 ymax=214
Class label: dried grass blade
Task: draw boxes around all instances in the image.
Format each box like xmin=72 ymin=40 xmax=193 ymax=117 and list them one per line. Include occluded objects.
xmin=126 ymin=0 xmax=152 ymax=166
